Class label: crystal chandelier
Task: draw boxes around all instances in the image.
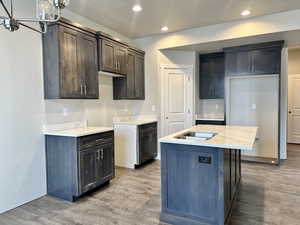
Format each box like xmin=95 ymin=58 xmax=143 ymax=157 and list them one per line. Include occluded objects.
xmin=0 ymin=0 xmax=70 ymax=33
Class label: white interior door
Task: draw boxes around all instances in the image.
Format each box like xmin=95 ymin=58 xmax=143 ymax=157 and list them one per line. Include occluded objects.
xmin=162 ymin=66 xmax=194 ymax=137
xmin=288 ymin=74 xmax=300 ymax=144
xmin=227 ymin=75 xmax=279 ymax=159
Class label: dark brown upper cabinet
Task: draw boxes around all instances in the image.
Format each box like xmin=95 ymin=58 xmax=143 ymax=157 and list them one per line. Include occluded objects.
xmin=199 ymin=52 xmax=225 ymax=99
xmin=43 ymin=19 xmax=99 ymax=99
xmin=224 ymin=41 xmax=284 ymax=76
xmin=113 ymin=48 xmax=145 ymax=100
xmin=99 ymin=37 xmax=128 ymax=75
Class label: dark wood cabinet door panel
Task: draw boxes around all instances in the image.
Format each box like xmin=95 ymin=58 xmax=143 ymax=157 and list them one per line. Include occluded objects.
xmin=126 ymin=51 xmax=135 ymax=99
xmin=115 ymin=45 xmax=128 ymax=75
xmin=134 ymin=53 xmax=145 ymax=99
xmin=138 ymin=123 xmax=157 ymax=164
xmin=80 ymin=34 xmax=99 ymax=99
xmin=252 ymin=48 xmax=281 ymax=74
xmin=199 ymin=53 xmax=225 ymax=99
xmin=101 ymin=39 xmax=116 ymax=73
xmin=101 ymin=143 xmax=115 ymax=182
xmin=224 ymin=41 xmax=283 ymax=77
xmin=79 ymin=147 xmax=98 ymax=194
xmin=59 ymin=26 xmax=83 ymax=98
xmin=113 ymin=49 xmax=145 ymax=100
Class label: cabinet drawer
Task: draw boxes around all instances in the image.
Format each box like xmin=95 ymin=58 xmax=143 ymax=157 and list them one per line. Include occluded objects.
xmin=139 ymin=122 xmax=157 ymax=131
xmin=79 ymin=131 xmax=114 ymax=150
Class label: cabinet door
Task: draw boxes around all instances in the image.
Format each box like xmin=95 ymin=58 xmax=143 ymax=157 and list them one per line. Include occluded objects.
xmin=59 ymin=26 xmax=83 ymax=98
xmin=134 ymin=54 xmax=145 ymax=99
xmin=80 ymin=34 xmax=99 ymax=99
xmin=139 ymin=124 xmax=157 ymax=164
xmin=79 ymin=147 xmax=98 ymax=194
xmin=225 ymin=51 xmax=252 ymax=76
xmin=212 ymin=55 xmax=225 ymax=98
xmin=252 ymin=48 xmax=281 ymax=74
xmin=126 ymin=51 xmax=135 ymax=99
xmin=101 ymin=39 xmax=116 ymax=73
xmin=200 ymin=53 xmax=224 ymax=99
xmin=200 ymin=57 xmax=213 ymax=99
xmin=100 ymin=143 xmax=115 ymax=182
xmin=115 ymin=45 xmax=128 ymax=75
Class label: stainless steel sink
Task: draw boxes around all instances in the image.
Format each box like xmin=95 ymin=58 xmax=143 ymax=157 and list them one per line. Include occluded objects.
xmin=176 ymin=131 xmax=217 ymax=141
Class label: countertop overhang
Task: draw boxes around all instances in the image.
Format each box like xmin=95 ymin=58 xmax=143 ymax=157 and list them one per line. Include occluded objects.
xmin=44 ymin=127 xmax=114 ymax=137
xmin=159 ymin=125 xmax=258 ymax=151
xmin=113 ymin=119 xmax=157 ymax=126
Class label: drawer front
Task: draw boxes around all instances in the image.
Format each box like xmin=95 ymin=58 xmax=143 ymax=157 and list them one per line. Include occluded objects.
xmin=139 ymin=122 xmax=157 ymax=131
xmin=79 ymin=131 xmax=114 ymax=150
xmin=196 ymin=120 xmax=225 ymax=126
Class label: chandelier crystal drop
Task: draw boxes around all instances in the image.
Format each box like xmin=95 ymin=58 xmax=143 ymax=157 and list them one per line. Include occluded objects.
xmin=0 ymin=0 xmax=70 ymax=33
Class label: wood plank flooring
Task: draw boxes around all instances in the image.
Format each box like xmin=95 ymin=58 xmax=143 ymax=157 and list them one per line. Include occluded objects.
xmin=1 ymin=144 xmax=300 ymax=225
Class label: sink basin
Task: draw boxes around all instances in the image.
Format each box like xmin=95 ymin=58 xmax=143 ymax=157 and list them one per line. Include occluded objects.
xmin=176 ymin=131 xmax=217 ymax=141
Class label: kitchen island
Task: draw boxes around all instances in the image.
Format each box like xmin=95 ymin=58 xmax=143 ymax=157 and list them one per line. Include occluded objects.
xmin=159 ymin=125 xmax=257 ymax=225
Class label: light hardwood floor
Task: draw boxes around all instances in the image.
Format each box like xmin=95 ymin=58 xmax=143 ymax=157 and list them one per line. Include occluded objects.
xmin=1 ymin=144 xmax=300 ymax=225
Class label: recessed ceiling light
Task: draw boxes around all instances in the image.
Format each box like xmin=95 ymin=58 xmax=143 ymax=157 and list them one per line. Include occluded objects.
xmin=241 ymin=10 xmax=251 ymax=16
xmin=132 ymin=5 xmax=142 ymax=12
xmin=161 ymin=26 xmax=169 ymax=32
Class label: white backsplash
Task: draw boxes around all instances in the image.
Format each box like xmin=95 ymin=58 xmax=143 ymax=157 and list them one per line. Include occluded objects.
xmin=197 ymin=99 xmax=225 ymax=119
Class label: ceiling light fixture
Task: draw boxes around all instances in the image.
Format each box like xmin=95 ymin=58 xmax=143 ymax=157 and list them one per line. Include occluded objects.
xmin=241 ymin=10 xmax=251 ymax=16
xmin=161 ymin=26 xmax=169 ymax=32
xmin=0 ymin=0 xmax=69 ymax=34
xmin=132 ymin=4 xmax=142 ymax=12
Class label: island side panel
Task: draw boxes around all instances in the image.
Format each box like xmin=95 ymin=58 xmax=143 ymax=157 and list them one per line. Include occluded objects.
xmin=46 ymin=135 xmax=79 ymax=201
xmin=160 ymin=143 xmax=225 ymax=225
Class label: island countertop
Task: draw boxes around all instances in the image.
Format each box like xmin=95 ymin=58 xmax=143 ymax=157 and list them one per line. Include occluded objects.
xmin=159 ymin=125 xmax=258 ymax=151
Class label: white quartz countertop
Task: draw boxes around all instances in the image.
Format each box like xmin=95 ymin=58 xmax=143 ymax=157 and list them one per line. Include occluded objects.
xmin=113 ymin=120 xmax=157 ymax=126
xmin=196 ymin=118 xmax=225 ymax=121
xmin=44 ymin=127 xmax=114 ymax=137
xmin=159 ymin=125 xmax=258 ymax=151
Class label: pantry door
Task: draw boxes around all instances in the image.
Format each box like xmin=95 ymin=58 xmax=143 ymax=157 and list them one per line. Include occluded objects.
xmin=288 ymin=74 xmax=300 ymax=144
xmin=161 ymin=65 xmax=194 ymax=137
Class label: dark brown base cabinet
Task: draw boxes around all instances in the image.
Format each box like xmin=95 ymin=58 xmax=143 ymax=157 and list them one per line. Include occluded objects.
xmin=160 ymin=143 xmax=241 ymax=225
xmin=45 ymin=131 xmax=115 ymax=202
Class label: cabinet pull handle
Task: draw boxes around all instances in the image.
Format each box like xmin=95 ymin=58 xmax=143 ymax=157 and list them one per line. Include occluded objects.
xmin=80 ymin=84 xmax=83 ymax=95
xmin=101 ymin=149 xmax=104 ymax=160
xmin=97 ymin=150 xmax=100 ymax=160
xmin=84 ymin=84 xmax=87 ymax=96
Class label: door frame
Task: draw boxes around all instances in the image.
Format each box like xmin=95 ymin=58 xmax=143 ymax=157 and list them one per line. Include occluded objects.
xmin=160 ymin=64 xmax=195 ymax=138
xmin=287 ymin=74 xmax=300 ymax=143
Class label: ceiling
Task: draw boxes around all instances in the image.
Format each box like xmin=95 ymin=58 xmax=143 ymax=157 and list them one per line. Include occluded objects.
xmin=166 ymin=30 xmax=300 ymax=53
xmin=68 ymin=0 xmax=300 ymax=39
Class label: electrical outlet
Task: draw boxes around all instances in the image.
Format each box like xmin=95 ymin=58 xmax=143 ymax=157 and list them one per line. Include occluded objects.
xmin=152 ymin=105 xmax=156 ymax=112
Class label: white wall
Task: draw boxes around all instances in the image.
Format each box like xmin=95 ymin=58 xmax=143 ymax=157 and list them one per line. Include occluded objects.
xmin=288 ymin=48 xmax=300 ymax=75
xmin=0 ymin=1 xmax=46 ymax=213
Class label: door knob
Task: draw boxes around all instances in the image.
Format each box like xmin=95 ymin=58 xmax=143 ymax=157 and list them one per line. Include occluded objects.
xmin=289 ymin=111 xmax=292 ymax=114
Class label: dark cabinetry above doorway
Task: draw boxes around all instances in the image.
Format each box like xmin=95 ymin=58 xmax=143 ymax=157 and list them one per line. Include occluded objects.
xmin=224 ymin=41 xmax=284 ymax=76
